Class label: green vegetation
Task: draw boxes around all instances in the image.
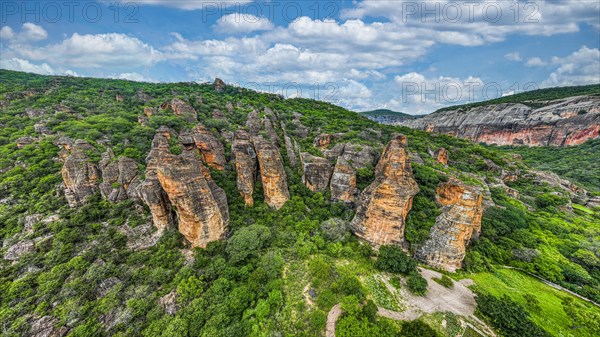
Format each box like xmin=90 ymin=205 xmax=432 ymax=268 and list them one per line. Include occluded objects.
xmin=1 ymin=70 xmax=599 ymax=337
xmin=501 ymin=139 xmax=600 ymax=192
xmin=464 ymin=268 xmax=599 ymax=337
xmin=432 ymin=275 xmax=453 ymax=288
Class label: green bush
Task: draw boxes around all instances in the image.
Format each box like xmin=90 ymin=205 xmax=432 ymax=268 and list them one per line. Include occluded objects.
xmin=375 ymin=246 xmax=417 ymax=275
xmin=432 ymin=275 xmax=453 ymax=288
xmin=407 ymin=272 xmax=428 ymax=296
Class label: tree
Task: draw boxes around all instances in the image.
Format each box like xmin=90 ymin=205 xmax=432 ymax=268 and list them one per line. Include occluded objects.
xmin=401 ymin=320 xmax=439 ymax=337
xmin=226 ymin=225 xmax=271 ymax=264
xmin=407 ymin=272 xmax=428 ymax=296
xmin=375 ymin=245 xmax=416 ymax=274
xmin=562 ymin=297 xmax=600 ymax=335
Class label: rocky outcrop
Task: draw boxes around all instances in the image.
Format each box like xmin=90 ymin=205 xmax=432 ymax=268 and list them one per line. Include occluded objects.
xmin=232 ymin=130 xmax=257 ymax=206
xmin=323 ymin=143 xmax=378 ymax=169
xmin=4 ymin=240 xmax=35 ymax=260
xmin=16 ymin=136 xmax=35 ymax=148
xmin=25 ymin=108 xmax=46 ymax=118
xmin=61 ymin=140 xmax=100 ymax=207
xmin=416 ymin=180 xmax=483 ymax=272
xmin=401 ymin=96 xmax=600 ymax=146
xmin=301 ymin=153 xmax=333 ymax=192
xmin=98 ymin=149 xmax=141 ymax=202
xmin=254 ymin=137 xmax=290 ymax=209
xmin=330 ymin=159 xmax=357 ymax=203
xmin=140 ymin=131 xmax=175 ymax=230
xmin=28 ymin=316 xmax=69 ymax=337
xmin=169 ymin=98 xmax=197 ymax=122
xmin=433 ymin=148 xmax=448 ymax=165
xmin=140 ymin=128 xmax=229 ymax=247
xmin=214 ymin=78 xmax=225 ymax=93
xmin=180 ymin=125 xmax=226 ymax=170
xmin=314 ymin=134 xmax=341 ymax=149
xmin=350 ymin=135 xmax=419 ymax=247
xmin=156 ymin=154 xmax=228 ymax=248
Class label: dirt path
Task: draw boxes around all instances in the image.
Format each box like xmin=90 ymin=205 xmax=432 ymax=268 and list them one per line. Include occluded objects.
xmin=326 ymin=304 xmax=342 ymax=337
xmin=503 ymin=266 xmax=600 ymax=307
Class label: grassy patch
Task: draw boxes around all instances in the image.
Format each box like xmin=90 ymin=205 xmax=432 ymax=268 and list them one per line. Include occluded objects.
xmin=464 ymin=268 xmax=600 ymax=337
xmin=573 ymin=203 xmax=595 ymax=215
xmin=364 ymin=275 xmax=401 ymax=311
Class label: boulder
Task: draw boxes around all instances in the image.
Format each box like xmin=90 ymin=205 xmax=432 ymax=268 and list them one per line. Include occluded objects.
xmin=214 ymin=78 xmax=226 ymax=93
xmin=180 ymin=124 xmax=226 ymax=170
xmin=434 ymin=148 xmax=449 ymax=165
xmin=350 ymin=135 xmax=419 ymax=247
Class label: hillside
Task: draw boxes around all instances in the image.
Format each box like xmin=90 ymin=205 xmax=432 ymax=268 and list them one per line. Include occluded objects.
xmin=360 ymin=109 xmax=419 ymax=125
xmin=1 ymin=70 xmax=599 ymax=337
xmin=400 ymin=86 xmax=600 ymax=147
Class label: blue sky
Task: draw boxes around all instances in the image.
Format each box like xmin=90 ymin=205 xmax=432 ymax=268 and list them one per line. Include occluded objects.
xmin=1 ymin=0 xmax=599 ymax=114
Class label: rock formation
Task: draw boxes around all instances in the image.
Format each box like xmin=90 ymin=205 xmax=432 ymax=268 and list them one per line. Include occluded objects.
xmin=214 ymin=78 xmax=225 ymax=93
xmin=323 ymin=143 xmax=378 ymax=169
xmin=401 ymin=96 xmax=600 ymax=146
xmin=350 ymin=135 xmax=419 ymax=247
xmin=253 ymin=137 xmax=290 ymax=209
xmin=232 ymin=130 xmax=258 ymax=206
xmin=169 ymin=98 xmax=197 ymax=122
xmin=301 ymin=153 xmax=333 ymax=192
xmin=180 ymin=125 xmax=226 ymax=170
xmin=314 ymin=133 xmax=340 ymax=149
xmin=61 ymin=140 xmax=100 ymax=207
xmin=330 ymin=159 xmax=357 ymax=203
xmin=416 ymin=180 xmax=483 ymax=271
xmin=16 ymin=136 xmax=35 ymax=149
xmin=433 ymin=148 xmax=448 ymax=165
xmin=98 ymin=149 xmax=141 ymax=202
xmin=140 ymin=131 xmax=175 ymax=230
xmin=140 ymin=128 xmax=229 ymax=247
xmin=155 ymin=154 xmax=228 ymax=248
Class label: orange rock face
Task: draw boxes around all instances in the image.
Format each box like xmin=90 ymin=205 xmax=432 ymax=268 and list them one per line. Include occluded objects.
xmin=189 ymin=125 xmax=227 ymax=170
xmin=301 ymin=152 xmax=333 ymax=192
xmin=330 ymin=158 xmax=357 ymax=203
xmin=253 ymin=137 xmax=290 ymax=209
xmin=314 ymin=134 xmax=340 ymax=149
xmin=434 ymin=148 xmax=448 ymax=165
xmin=61 ymin=140 xmax=100 ymax=207
xmin=156 ymin=155 xmax=228 ymax=248
xmin=415 ymin=180 xmax=483 ymax=272
xmin=232 ymin=130 xmax=257 ymax=206
xmin=351 ymin=135 xmax=419 ymax=247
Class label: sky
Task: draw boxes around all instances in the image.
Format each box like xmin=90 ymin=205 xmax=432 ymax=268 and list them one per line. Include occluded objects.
xmin=1 ymin=0 xmax=599 ymax=114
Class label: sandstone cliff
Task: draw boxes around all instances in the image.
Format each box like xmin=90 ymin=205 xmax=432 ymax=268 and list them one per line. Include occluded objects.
xmin=416 ymin=180 xmax=483 ymax=271
xmin=401 ymin=96 xmax=600 ymax=146
xmin=156 ymin=154 xmax=228 ymax=248
xmin=61 ymin=140 xmax=100 ymax=207
xmin=330 ymin=158 xmax=357 ymax=203
xmin=180 ymin=124 xmax=226 ymax=170
xmin=232 ymin=130 xmax=258 ymax=206
xmin=301 ymin=153 xmax=333 ymax=192
xmin=350 ymin=135 xmax=419 ymax=247
xmin=140 ymin=131 xmax=175 ymax=230
xmin=253 ymin=137 xmax=290 ymax=209
xmin=99 ymin=149 xmax=141 ymax=202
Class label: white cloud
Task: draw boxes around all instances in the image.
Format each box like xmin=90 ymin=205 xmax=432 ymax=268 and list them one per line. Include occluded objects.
xmin=0 ymin=23 xmax=47 ymax=42
xmin=213 ymin=13 xmax=274 ymax=34
xmin=392 ymin=72 xmax=485 ymax=113
xmin=133 ymin=0 xmax=251 ymax=10
xmin=544 ymin=46 xmax=600 ymax=86
xmin=0 ymin=58 xmax=56 ymax=75
xmin=13 ymin=33 xmax=163 ymax=69
xmin=505 ymin=52 xmax=522 ymax=61
xmin=525 ymin=57 xmax=547 ymax=67
xmin=113 ymin=72 xmax=156 ymax=82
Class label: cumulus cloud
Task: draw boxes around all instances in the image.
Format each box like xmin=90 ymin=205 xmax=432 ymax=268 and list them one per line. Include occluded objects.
xmin=213 ymin=13 xmax=274 ymax=34
xmin=544 ymin=46 xmax=600 ymax=86
xmin=113 ymin=72 xmax=156 ymax=82
xmin=12 ymin=33 xmax=163 ymax=69
xmin=525 ymin=57 xmax=547 ymax=67
xmin=133 ymin=0 xmax=251 ymax=10
xmin=0 ymin=58 xmax=55 ymax=75
xmin=392 ymin=72 xmax=485 ymax=113
xmin=0 ymin=23 xmax=47 ymax=42
xmin=505 ymin=52 xmax=522 ymax=61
